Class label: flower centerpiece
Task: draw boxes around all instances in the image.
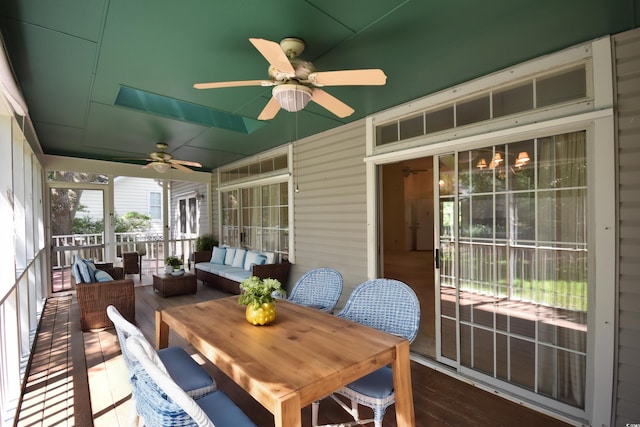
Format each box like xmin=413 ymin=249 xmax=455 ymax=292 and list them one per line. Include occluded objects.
xmin=238 ymin=276 xmax=285 ymax=326
xmin=165 ymin=255 xmax=183 ymax=274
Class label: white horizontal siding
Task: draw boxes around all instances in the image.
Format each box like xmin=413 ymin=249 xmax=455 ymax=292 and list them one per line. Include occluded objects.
xmin=169 ymin=180 xmax=209 ymax=237
xmin=614 ymin=27 xmax=640 ymax=427
xmin=293 ymin=121 xmax=369 ymax=309
xmin=210 ymin=173 xmax=220 ymax=241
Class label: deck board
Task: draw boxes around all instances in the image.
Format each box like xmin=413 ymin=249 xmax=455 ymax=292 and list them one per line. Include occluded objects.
xmin=14 ymin=282 xmax=574 ymax=426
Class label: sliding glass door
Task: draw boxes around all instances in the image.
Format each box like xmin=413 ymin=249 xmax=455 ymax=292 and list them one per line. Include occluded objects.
xmin=436 ymin=131 xmax=587 ymax=410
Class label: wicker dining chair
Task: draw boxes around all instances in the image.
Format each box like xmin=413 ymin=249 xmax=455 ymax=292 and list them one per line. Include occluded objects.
xmin=287 ymin=268 xmax=344 ymax=313
xmin=107 ymin=306 xmax=217 ymax=427
xmin=311 ymin=278 xmax=420 ymax=427
xmin=126 ymin=335 xmax=256 ymax=427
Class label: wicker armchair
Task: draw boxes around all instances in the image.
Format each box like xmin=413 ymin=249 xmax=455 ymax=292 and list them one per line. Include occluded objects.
xmin=123 ymin=251 xmax=142 ymax=281
xmin=76 ymin=265 xmax=135 ymax=331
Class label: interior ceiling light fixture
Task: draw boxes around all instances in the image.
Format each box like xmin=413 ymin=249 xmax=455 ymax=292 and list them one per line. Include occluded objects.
xmin=515 ymin=151 xmax=530 ymax=167
xmin=272 ymin=84 xmax=312 ymax=112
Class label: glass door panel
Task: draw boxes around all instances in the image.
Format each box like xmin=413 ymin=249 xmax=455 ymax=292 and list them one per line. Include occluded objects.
xmin=435 ymin=131 xmax=588 ymax=410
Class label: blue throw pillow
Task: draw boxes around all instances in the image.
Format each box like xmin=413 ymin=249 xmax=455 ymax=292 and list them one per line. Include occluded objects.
xmin=94 ymin=270 xmax=114 ymax=282
xmin=84 ymin=259 xmax=97 ymax=282
xmin=254 ymin=254 xmax=267 ymax=266
xmin=210 ymin=247 xmax=226 ymax=264
xmin=72 ymin=256 xmax=84 ymax=283
xmin=73 ymin=256 xmax=93 ymax=283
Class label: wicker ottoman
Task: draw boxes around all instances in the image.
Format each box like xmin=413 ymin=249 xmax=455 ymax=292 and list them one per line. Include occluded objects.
xmin=152 ymin=272 xmax=197 ymax=297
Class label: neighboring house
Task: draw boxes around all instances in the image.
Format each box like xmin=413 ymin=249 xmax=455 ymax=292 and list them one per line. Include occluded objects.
xmin=78 ymin=176 xmax=164 ymax=235
xmin=77 ymin=176 xmax=210 ymax=240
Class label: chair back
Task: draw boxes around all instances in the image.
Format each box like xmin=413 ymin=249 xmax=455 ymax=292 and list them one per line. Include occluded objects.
xmin=288 ymin=268 xmax=343 ymax=313
xmin=336 ymin=279 xmax=420 ymax=343
xmin=126 ymin=335 xmax=215 ymax=427
xmin=107 ymin=305 xmax=147 ymax=370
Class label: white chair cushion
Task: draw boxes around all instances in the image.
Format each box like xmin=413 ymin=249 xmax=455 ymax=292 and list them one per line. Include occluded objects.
xmin=232 ymin=249 xmax=246 ymax=268
xmin=224 ymin=248 xmax=236 ymax=265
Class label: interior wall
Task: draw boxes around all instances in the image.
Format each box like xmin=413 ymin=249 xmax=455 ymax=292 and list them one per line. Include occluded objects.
xmin=381 ymin=163 xmax=405 ymax=253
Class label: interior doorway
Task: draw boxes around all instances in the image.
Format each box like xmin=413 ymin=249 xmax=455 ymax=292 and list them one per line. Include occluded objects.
xmin=381 ymin=157 xmax=435 ymax=357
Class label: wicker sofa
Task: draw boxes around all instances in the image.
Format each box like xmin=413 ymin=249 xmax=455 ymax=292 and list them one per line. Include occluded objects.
xmin=76 ymin=264 xmax=135 ymax=331
xmin=193 ymin=249 xmax=291 ymax=294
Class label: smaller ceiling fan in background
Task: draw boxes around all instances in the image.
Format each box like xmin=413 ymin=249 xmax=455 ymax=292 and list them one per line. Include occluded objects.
xmin=194 ymin=37 xmax=387 ymax=120
xmin=140 ymin=143 xmax=202 ymax=173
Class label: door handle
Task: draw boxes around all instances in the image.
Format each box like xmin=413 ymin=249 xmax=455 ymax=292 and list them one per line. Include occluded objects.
xmin=435 ymin=248 xmax=440 ymax=269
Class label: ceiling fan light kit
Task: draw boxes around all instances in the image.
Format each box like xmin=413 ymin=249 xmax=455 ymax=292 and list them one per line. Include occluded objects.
xmin=150 ymin=162 xmax=171 ymax=173
xmin=272 ymin=84 xmax=312 ymax=112
xmin=135 ymin=143 xmax=202 ymax=173
xmin=194 ymin=37 xmax=387 ymax=120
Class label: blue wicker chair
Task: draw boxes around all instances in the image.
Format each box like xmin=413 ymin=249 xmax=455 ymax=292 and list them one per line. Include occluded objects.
xmin=107 ymin=306 xmax=217 ymax=427
xmin=126 ymin=335 xmax=256 ymax=427
xmin=287 ymin=268 xmax=343 ymax=313
xmin=312 ymin=279 xmax=420 ymax=427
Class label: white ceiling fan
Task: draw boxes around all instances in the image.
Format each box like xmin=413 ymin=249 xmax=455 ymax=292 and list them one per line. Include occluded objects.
xmin=194 ymin=37 xmax=387 ymax=120
xmin=141 ymin=143 xmax=202 ymax=173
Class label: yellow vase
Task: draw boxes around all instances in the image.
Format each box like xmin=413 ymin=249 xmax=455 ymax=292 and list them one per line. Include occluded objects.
xmin=245 ymin=302 xmax=276 ymax=326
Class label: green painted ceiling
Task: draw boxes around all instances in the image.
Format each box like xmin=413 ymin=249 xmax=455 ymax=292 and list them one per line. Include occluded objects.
xmin=0 ymin=0 xmax=636 ymax=171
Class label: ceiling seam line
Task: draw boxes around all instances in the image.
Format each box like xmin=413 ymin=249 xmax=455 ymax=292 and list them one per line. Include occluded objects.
xmin=81 ymin=0 xmax=111 ymax=139
xmin=305 ymin=0 xmax=413 ymax=62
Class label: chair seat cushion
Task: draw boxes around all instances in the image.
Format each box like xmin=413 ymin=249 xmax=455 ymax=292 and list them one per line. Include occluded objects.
xmin=158 ymin=346 xmax=217 ymax=398
xmin=220 ymin=268 xmax=252 ymax=282
xmin=345 ymin=366 xmax=394 ymax=399
xmin=197 ymin=390 xmax=256 ymax=427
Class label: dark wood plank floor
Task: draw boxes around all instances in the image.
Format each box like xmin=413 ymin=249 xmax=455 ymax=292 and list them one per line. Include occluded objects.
xmin=15 ymin=281 xmax=574 ymax=427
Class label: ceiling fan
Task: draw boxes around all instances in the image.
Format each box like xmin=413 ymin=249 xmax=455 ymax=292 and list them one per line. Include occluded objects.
xmin=194 ymin=37 xmax=387 ymax=120
xmin=141 ymin=143 xmax=202 ymax=173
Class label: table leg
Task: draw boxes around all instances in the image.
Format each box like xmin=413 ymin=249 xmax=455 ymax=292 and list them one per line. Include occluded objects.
xmin=155 ymin=310 xmax=169 ymax=349
xmin=273 ymin=393 xmax=301 ymax=427
xmin=392 ymin=340 xmax=415 ymax=426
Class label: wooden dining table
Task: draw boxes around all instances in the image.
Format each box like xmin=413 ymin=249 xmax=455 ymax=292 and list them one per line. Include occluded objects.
xmin=155 ymin=296 xmax=415 ymax=427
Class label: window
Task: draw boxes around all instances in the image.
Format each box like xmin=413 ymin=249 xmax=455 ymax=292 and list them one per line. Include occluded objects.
xmin=149 ymin=191 xmax=161 ymax=219
xmin=220 ymin=182 xmax=288 ymax=259
xmin=375 ymin=63 xmax=589 ymax=146
xmin=178 ymin=196 xmax=198 ymax=236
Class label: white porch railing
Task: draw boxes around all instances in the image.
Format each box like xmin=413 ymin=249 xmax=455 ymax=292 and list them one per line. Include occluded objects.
xmin=51 ymin=232 xmax=197 ymax=292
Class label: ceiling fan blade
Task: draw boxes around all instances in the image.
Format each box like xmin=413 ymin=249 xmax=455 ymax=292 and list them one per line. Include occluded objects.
xmin=170 ymin=159 xmax=202 ymax=168
xmin=249 ymin=38 xmax=295 ymax=75
xmin=171 ymin=163 xmax=193 ymax=173
xmin=194 ymin=80 xmax=273 ymax=90
xmin=310 ymin=88 xmax=355 ymax=118
xmin=258 ymin=96 xmax=281 ymax=120
xmin=308 ymin=69 xmax=387 ymax=86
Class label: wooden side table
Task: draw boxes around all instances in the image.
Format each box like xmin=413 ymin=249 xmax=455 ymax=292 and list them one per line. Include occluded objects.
xmin=152 ymin=272 xmax=197 ymax=297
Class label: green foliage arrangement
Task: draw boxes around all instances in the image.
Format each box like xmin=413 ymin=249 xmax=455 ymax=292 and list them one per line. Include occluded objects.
xmin=165 ymin=255 xmax=183 ymax=268
xmin=238 ymin=276 xmax=285 ymax=308
xmin=195 ymin=234 xmax=219 ymax=252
